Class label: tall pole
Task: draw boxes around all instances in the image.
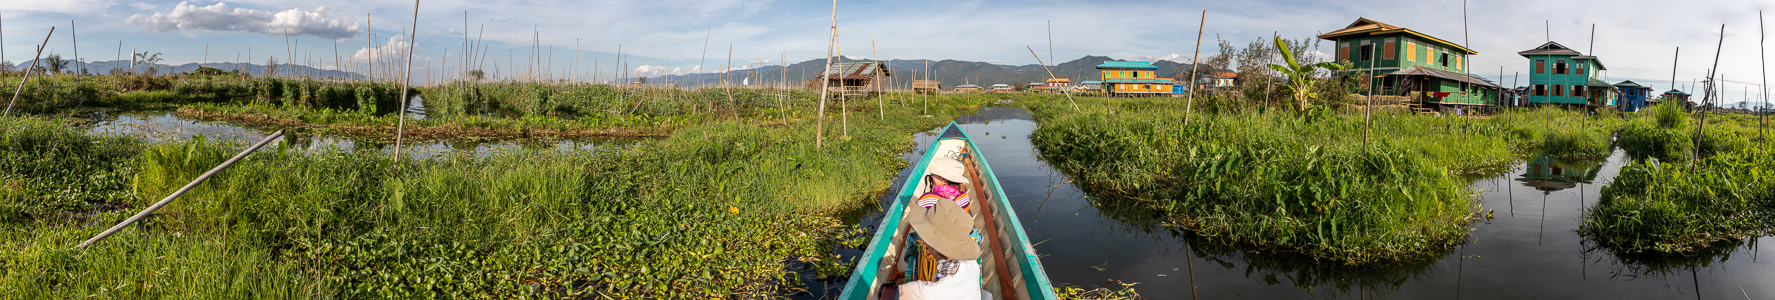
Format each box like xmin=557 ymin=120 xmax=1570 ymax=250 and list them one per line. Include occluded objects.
xmin=872 ymin=33 xmax=881 ymax=119
xmin=71 ymin=20 xmax=79 ymax=75
xmin=1671 ymin=47 xmax=1680 ymax=96
xmin=1026 ymin=46 xmax=1077 ymax=111
xmin=1185 ymin=10 xmax=1206 ymax=124
xmin=5 ymin=27 xmax=55 ymax=117
xmin=1695 ymin=24 xmax=1726 ymax=165
xmin=817 ymin=0 xmax=837 ymax=148
xmin=1762 ymin=11 xmax=1769 ymax=152
xmin=394 ymin=0 xmax=420 ymax=163
xmin=366 ymin=13 xmax=373 ymax=81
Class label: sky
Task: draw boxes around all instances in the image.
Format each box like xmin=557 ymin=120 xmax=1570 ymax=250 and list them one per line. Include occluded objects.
xmin=3 ymin=0 xmax=1775 ymax=103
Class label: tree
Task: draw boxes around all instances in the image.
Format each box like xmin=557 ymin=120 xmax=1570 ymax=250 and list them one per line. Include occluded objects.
xmin=45 ymin=54 xmax=69 ymax=74
xmin=1266 ymin=35 xmax=1347 ymax=114
xmin=468 ymin=69 xmax=485 ymax=81
xmin=265 ymin=57 xmax=279 ymax=77
xmin=134 ymin=51 xmax=163 ymax=75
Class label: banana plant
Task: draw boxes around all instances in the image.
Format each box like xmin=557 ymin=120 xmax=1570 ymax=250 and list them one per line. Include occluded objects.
xmin=1266 ymin=35 xmax=1347 ymax=114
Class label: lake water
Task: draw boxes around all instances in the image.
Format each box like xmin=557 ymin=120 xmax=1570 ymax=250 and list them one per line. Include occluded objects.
xmin=802 ymin=106 xmax=1774 ymax=299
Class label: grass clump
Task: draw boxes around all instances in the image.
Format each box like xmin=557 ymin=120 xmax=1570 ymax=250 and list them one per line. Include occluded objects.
xmin=1027 ymin=97 xmax=1481 ymax=264
xmin=1582 ymin=145 xmax=1774 ymax=253
xmin=0 ymin=117 xmax=143 ymax=223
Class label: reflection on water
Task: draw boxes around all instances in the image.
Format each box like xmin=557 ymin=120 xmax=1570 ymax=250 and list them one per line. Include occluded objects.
xmin=84 ymin=110 xmax=625 ymax=159
xmin=820 ymin=106 xmax=1774 ymax=299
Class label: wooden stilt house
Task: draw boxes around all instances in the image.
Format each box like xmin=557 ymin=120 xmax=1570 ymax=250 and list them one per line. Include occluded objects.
xmin=807 ymin=61 xmax=893 ymax=95
xmin=1319 ymin=17 xmax=1500 ymax=113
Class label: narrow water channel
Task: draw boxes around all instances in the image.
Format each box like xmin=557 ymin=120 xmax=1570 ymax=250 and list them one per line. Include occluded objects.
xmin=804 ymin=106 xmax=1774 ymax=299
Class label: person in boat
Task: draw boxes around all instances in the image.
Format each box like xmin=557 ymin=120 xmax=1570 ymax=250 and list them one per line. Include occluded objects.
xmin=895 ymin=157 xmax=990 ymax=300
xmin=917 ymin=158 xmax=973 ymax=212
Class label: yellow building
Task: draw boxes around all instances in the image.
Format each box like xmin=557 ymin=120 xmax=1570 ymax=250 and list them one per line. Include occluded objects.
xmin=1096 ymin=61 xmax=1175 ymax=96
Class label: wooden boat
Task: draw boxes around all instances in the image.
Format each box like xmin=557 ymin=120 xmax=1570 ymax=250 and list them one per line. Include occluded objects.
xmin=837 ymin=122 xmax=1057 ymax=300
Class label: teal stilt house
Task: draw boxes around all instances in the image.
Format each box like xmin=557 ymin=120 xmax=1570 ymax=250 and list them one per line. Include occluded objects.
xmin=1519 ymin=42 xmax=1611 ymax=107
xmin=1318 ymin=18 xmax=1500 ymax=111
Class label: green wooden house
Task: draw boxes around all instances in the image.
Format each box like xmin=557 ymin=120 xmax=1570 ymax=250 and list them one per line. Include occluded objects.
xmin=1518 ymin=41 xmax=1612 ymax=107
xmin=1318 ymin=17 xmax=1500 ymax=110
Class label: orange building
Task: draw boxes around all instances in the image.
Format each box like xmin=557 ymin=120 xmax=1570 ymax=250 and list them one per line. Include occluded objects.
xmin=1096 ymin=61 xmax=1174 ymax=96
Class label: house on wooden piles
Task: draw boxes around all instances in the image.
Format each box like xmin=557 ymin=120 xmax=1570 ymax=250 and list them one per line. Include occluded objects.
xmin=955 ymin=84 xmax=983 ymax=93
xmin=1319 ymin=17 xmax=1500 ymax=114
xmin=807 ymin=61 xmax=893 ymax=95
xmin=1520 ymin=41 xmax=1614 ymax=108
xmin=1096 ymin=61 xmax=1176 ymax=96
xmin=1614 ymin=80 xmax=1653 ymax=112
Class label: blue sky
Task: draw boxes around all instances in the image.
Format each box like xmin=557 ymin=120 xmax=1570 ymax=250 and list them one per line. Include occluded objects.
xmin=3 ymin=0 xmax=1775 ymax=102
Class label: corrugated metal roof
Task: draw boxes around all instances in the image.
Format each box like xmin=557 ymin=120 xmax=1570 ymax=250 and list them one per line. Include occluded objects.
xmin=1614 ymin=80 xmax=1649 ymax=89
xmin=1095 ymin=61 xmax=1159 ymax=70
xmin=1518 ymin=41 xmax=1582 ymax=56
xmin=817 ymin=62 xmax=891 ymax=80
xmin=1384 ymin=65 xmax=1498 ymax=88
xmin=1317 ymin=17 xmax=1476 ymax=54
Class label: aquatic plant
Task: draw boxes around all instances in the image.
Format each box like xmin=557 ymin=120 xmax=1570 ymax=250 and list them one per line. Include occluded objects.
xmin=1582 ymin=146 xmax=1773 ymax=253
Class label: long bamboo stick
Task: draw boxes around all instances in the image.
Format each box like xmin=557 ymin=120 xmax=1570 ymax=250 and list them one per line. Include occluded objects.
xmin=75 ymin=130 xmax=285 ymax=249
xmin=1185 ymin=10 xmax=1206 ymax=123
xmin=1695 ymin=24 xmax=1726 ymax=166
xmin=817 ymin=0 xmax=836 ymax=148
xmin=4 ymin=27 xmax=54 ymax=117
xmin=394 ymin=0 xmax=420 ymax=163
xmin=1025 ymin=46 xmax=1078 ymax=112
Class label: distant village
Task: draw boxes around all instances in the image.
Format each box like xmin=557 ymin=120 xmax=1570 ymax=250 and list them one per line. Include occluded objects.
xmin=806 ymin=17 xmax=1760 ymax=114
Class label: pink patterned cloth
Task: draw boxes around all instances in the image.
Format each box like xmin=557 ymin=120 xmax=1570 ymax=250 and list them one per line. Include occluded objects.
xmin=916 ymin=185 xmax=971 ymax=211
xmin=931 ymin=185 xmax=964 ymax=199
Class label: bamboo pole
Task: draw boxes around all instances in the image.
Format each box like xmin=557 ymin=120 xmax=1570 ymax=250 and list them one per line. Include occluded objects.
xmin=4 ymin=27 xmax=53 ymax=117
xmin=1695 ymin=24 xmax=1725 ymax=166
xmin=872 ymin=34 xmax=881 ymax=119
xmin=817 ymin=0 xmax=837 ymax=148
xmin=71 ymin=20 xmax=80 ymax=75
xmin=1185 ymin=10 xmax=1206 ymax=124
xmin=394 ymin=0 xmax=420 ymax=163
xmin=1762 ymin=11 xmax=1769 ymax=152
xmin=726 ymin=43 xmax=738 ymax=127
xmin=75 ymin=130 xmax=285 ymax=249
xmin=1025 ymin=46 xmax=1078 ymax=111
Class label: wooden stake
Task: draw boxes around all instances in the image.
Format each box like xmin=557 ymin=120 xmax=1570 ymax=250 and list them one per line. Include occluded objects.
xmin=393 ymin=0 xmax=420 ymax=164
xmin=1695 ymin=24 xmax=1726 ymax=166
xmin=817 ymin=0 xmax=837 ymax=148
xmin=4 ymin=27 xmax=53 ymax=116
xmin=1762 ymin=11 xmax=1769 ymax=152
xmin=872 ymin=34 xmax=882 ymax=119
xmin=71 ymin=20 xmax=80 ymax=75
xmin=1025 ymin=46 xmax=1077 ymax=111
xmin=1185 ymin=10 xmax=1206 ymax=124
xmin=727 ymin=43 xmax=738 ymax=127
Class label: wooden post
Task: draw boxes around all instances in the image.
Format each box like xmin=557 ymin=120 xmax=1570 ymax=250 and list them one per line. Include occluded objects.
xmin=726 ymin=43 xmax=738 ymax=127
xmin=1695 ymin=24 xmax=1726 ymax=165
xmin=1025 ymin=46 xmax=1078 ymax=111
xmin=817 ymin=0 xmax=837 ymax=148
xmin=71 ymin=20 xmax=80 ymax=75
xmin=1762 ymin=11 xmax=1769 ymax=152
xmin=393 ymin=0 xmax=420 ymax=164
xmin=4 ymin=27 xmax=53 ymax=117
xmin=1185 ymin=10 xmax=1206 ymax=124
xmin=872 ymin=34 xmax=882 ymax=119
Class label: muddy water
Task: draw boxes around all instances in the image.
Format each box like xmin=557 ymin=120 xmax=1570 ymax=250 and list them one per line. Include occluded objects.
xmin=83 ymin=110 xmax=624 ymax=159
xmin=804 ymin=106 xmax=1774 ymax=299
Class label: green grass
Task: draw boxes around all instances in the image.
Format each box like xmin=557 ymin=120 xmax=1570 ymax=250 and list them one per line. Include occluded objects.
xmin=1582 ymin=145 xmax=1773 ymax=253
xmin=0 ymin=117 xmax=143 ymax=223
xmin=1024 ymin=96 xmax=1492 ymax=264
xmin=2 ymin=92 xmax=992 ymax=298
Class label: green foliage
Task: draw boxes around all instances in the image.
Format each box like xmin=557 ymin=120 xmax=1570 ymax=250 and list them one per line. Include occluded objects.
xmin=1266 ymin=35 xmax=1350 ymax=114
xmin=1055 ymin=280 xmax=1142 ymax=300
xmin=1028 ymin=98 xmax=1485 ymax=264
xmin=0 ymin=116 xmax=143 ymax=223
xmin=1652 ymin=100 xmax=1686 ymax=129
xmin=1583 ymin=146 xmax=1774 ymax=253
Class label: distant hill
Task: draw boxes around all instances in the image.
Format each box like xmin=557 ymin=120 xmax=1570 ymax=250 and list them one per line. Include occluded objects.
xmin=5 ymin=59 xmax=364 ymax=80
xmin=650 ymin=56 xmax=1193 ymax=89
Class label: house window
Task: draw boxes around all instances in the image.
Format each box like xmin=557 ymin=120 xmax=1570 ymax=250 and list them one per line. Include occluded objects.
xmin=1535 ymin=84 xmax=1547 ymax=96
xmin=1361 ymin=44 xmax=1374 ymax=61
xmin=1144 ymin=84 xmax=1152 ymax=90
xmin=1407 ymin=43 xmax=1417 ymax=61
xmin=1554 ymin=84 xmax=1565 ymax=96
xmin=1440 ymin=53 xmax=1449 ymax=67
xmin=1555 ymin=60 xmax=1568 ymax=74
xmin=1573 ymin=86 xmax=1584 ymax=97
xmin=1340 ymin=42 xmax=1350 ymax=62
xmin=1536 ymin=60 xmax=1545 ymax=74
xmin=1384 ymin=39 xmax=1396 ymax=60
xmin=1577 ymin=64 xmax=1586 ymax=75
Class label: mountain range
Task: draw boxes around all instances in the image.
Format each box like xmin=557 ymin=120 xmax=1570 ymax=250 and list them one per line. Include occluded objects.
xmin=652 ymin=55 xmax=1194 ymax=89
xmin=3 ymin=59 xmax=363 ymax=80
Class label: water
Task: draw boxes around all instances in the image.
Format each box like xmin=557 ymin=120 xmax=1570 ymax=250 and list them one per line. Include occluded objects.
xmin=809 ymin=106 xmax=1774 ymax=299
xmin=82 ymin=110 xmax=625 ymax=159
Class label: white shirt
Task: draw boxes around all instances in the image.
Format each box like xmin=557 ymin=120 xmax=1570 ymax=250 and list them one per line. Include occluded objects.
xmin=897 ymin=260 xmax=992 ymax=300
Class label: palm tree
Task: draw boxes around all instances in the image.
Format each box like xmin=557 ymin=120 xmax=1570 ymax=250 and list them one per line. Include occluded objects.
xmin=134 ymin=51 xmax=163 ymax=75
xmin=1266 ymin=35 xmax=1347 ymax=114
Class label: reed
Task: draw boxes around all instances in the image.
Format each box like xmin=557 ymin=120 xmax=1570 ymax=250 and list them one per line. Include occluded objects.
xmin=1582 ymin=145 xmax=1773 ymax=253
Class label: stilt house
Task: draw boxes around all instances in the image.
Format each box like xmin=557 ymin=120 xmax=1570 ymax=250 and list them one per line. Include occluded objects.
xmin=1519 ymin=42 xmax=1611 ymax=108
xmin=807 ymin=61 xmax=893 ymax=95
xmin=1318 ymin=18 xmax=1500 ymax=112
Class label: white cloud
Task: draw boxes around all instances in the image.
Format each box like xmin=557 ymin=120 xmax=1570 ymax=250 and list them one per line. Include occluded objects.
xmin=124 ymin=2 xmax=361 ymax=40
xmin=0 ymin=0 xmax=117 ymax=14
xmin=352 ymin=34 xmax=413 ymax=62
xmin=1127 ymin=54 xmax=1195 ymax=64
